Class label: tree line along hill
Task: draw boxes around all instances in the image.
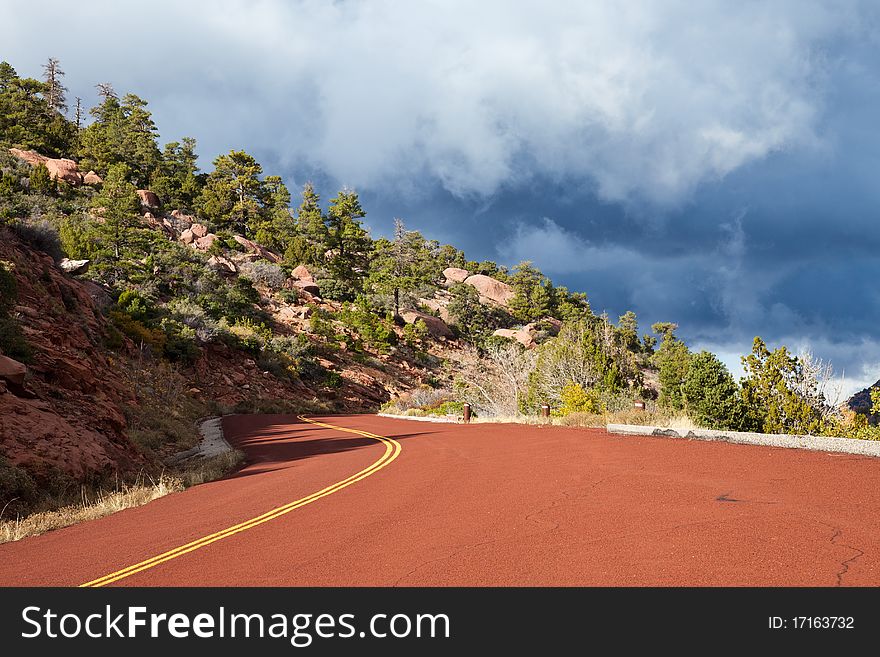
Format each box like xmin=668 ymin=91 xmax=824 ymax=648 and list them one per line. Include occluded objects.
xmin=1 ymin=57 xmax=878 ymax=519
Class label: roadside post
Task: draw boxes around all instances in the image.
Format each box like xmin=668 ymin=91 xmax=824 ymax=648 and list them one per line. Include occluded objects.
xmin=633 ymin=401 xmax=646 ymax=411
xmin=541 ymin=404 xmax=550 ymax=421
xmin=463 ymin=403 xmax=471 ymax=423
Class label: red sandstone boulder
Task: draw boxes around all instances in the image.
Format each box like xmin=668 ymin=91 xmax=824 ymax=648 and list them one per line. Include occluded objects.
xmin=0 ymin=355 xmax=27 ymax=387
xmin=190 ymin=223 xmax=209 ymax=238
xmin=293 ymin=279 xmax=320 ymax=296
xmin=207 ymin=255 xmax=237 ymax=275
xmin=443 ymin=267 xmax=470 ymax=284
xmin=8 ymin=148 xmax=84 ymax=185
xmin=193 ymin=234 xmax=219 ymax=250
xmin=233 ymin=235 xmax=282 ymax=263
xmin=179 ymin=229 xmax=195 ymax=245
xmin=401 ymin=310 xmax=453 ymax=338
xmin=83 ymin=170 xmax=103 ymax=185
xmin=44 ymin=158 xmax=82 ymax=185
xmin=8 ymin=148 xmax=47 ymax=166
xmin=291 ymin=264 xmax=315 ymax=282
xmin=137 ymin=189 xmax=160 ymax=209
xmin=464 ymin=274 xmax=515 ymax=306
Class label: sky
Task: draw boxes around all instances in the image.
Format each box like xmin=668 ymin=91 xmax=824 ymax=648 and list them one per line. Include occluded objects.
xmin=3 ymin=0 xmax=880 ymax=397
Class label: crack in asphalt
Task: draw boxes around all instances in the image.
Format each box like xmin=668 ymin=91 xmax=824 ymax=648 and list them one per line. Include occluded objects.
xmin=828 ymin=526 xmax=865 ymax=587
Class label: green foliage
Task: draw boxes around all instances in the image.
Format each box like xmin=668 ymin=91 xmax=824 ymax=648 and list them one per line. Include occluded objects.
xmin=654 ymin=323 xmax=691 ymax=411
xmin=78 ymin=94 xmax=161 ymax=187
xmin=324 ymin=370 xmax=343 ymax=389
xmin=284 ymin=182 xmax=328 ymax=267
xmin=682 ymin=351 xmax=743 ymax=430
xmin=309 ymin=307 xmax=338 ymax=341
xmin=617 ymin=311 xmax=640 ymax=353
xmin=403 ymin=319 xmax=429 ymax=346
xmin=740 ymin=337 xmax=823 ymax=434
xmin=338 ymin=299 xmax=398 ymax=354
xmin=508 ymin=261 xmax=554 ymax=323
xmin=196 ymin=150 xmax=265 ymax=235
xmin=109 ymin=309 xmax=166 ymax=353
xmin=92 ymin=162 xmax=139 ymax=259
xmin=447 ymin=283 xmax=508 ymax=343
xmin=0 ymin=61 xmax=76 ymax=157
xmin=149 ymin=138 xmax=202 ymax=211
xmin=198 ymin=276 xmax=261 ymax=323
xmin=527 ymin=319 xmax=636 ymax=411
xmin=0 ymin=260 xmax=31 ymax=361
xmin=28 ymin=163 xmax=54 ymax=195
xmin=368 ymin=218 xmax=439 ymax=317
xmin=252 ymin=175 xmax=297 ymax=254
xmin=323 ymin=189 xmax=372 ymax=301
xmin=558 ymin=383 xmax=604 ymax=415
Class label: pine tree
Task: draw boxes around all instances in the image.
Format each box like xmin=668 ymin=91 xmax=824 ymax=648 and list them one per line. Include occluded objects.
xmin=0 ymin=61 xmax=76 ymax=156
xmin=284 ymin=182 xmax=327 ymax=266
xmin=509 ymin=261 xmax=553 ymax=323
xmin=253 ymin=175 xmax=297 ymax=253
xmin=653 ymin=322 xmax=691 ymax=410
xmin=41 ymin=57 xmax=67 ymax=114
xmin=150 ymin=137 xmax=202 ymax=211
xmin=682 ymin=351 xmax=743 ymax=430
xmin=195 ymin=150 xmax=264 ymax=234
xmin=93 ymin=163 xmax=139 ymax=259
xmin=369 ymin=218 xmax=438 ymax=318
xmin=78 ymin=93 xmax=160 ymax=187
xmin=323 ymin=188 xmax=373 ymax=301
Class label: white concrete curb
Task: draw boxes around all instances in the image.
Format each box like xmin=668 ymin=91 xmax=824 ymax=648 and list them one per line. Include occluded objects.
xmin=166 ymin=417 xmax=234 ymax=465
xmin=606 ymin=424 xmax=880 ymax=458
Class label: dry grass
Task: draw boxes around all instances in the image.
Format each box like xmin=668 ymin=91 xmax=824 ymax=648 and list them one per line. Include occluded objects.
xmin=0 ymin=450 xmax=246 ymax=545
xmin=177 ymin=450 xmax=245 ymax=487
xmin=0 ymin=473 xmax=182 ymax=544
xmin=469 ymin=410 xmax=699 ymax=430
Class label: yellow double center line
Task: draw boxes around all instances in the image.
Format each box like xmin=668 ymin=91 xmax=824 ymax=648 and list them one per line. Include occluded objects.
xmin=80 ymin=416 xmax=402 ymax=587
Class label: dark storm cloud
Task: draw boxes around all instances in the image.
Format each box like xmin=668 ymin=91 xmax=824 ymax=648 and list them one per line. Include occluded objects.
xmin=3 ymin=0 xmax=879 ymax=393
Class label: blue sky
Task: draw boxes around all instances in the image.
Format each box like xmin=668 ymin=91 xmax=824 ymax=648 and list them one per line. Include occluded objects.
xmin=3 ymin=0 xmax=880 ymax=395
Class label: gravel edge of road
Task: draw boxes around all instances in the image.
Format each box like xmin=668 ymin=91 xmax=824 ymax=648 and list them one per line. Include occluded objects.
xmin=166 ymin=417 xmax=234 ymax=465
xmin=606 ymin=423 xmax=880 ymax=458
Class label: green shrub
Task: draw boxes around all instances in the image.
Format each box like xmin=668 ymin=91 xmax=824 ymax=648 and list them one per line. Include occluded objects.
xmin=109 ymin=310 xmax=166 ymax=353
xmin=557 ymin=383 xmax=604 ymax=415
xmin=10 ymin=219 xmax=64 ymax=261
xmin=338 ymin=300 xmax=397 ymax=354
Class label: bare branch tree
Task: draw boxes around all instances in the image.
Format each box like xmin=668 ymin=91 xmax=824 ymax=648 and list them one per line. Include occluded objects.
xmin=468 ymin=342 xmax=536 ymax=417
xmin=95 ymin=82 xmax=117 ymax=100
xmin=74 ymin=97 xmax=83 ymax=129
xmin=42 ymin=57 xmax=67 ymax=113
xmin=796 ymin=349 xmax=844 ymax=422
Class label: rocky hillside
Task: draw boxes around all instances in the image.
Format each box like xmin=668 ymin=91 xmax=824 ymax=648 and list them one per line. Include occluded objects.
xmin=847 ymin=380 xmax=879 ymax=423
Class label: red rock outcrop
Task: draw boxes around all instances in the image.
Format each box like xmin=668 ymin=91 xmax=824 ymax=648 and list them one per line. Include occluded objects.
xmin=291 ymin=265 xmax=315 ymax=282
xmin=8 ymin=148 xmax=84 ymax=185
xmin=233 ymin=235 xmax=282 ymax=263
xmin=0 ymin=355 xmax=27 ymax=387
xmin=137 ymin=189 xmax=161 ymax=210
xmin=0 ymin=231 xmax=147 ymax=483
xmin=83 ymin=170 xmax=103 ymax=185
xmin=401 ymin=310 xmax=453 ymax=338
xmin=443 ymin=267 xmax=470 ymax=284
xmin=464 ymin=274 xmax=515 ymax=306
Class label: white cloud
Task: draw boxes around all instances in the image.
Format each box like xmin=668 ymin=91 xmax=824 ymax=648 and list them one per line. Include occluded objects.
xmin=1 ymin=0 xmax=864 ymax=205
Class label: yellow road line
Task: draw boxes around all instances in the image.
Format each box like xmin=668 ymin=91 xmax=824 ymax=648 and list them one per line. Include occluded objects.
xmin=80 ymin=416 xmax=402 ymax=587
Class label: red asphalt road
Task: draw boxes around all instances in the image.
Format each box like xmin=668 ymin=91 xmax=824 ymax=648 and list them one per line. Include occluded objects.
xmin=1 ymin=414 xmax=879 ymax=586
